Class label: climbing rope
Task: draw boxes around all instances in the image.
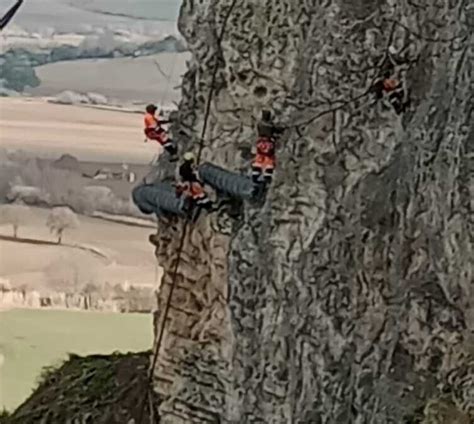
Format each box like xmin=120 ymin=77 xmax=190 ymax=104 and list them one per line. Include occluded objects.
xmin=137 ymin=222 xmax=189 ymax=424
xmin=154 ymin=49 xmax=178 ymax=110
xmin=144 ymin=55 xmax=180 ymax=167
xmin=285 ymin=22 xmax=401 ymax=134
xmin=197 ymin=0 xmax=238 ymax=164
xmin=0 ymin=0 xmax=24 ymax=31
xmin=138 ymin=2 xmax=238 ymax=422
xmin=387 ymin=18 xmax=467 ymax=44
xmin=286 ymin=12 xmax=466 ymax=134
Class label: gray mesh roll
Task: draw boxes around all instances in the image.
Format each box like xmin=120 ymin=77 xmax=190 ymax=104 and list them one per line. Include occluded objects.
xmin=132 ymin=183 xmax=185 ymax=217
xmin=198 ymin=162 xmax=256 ymax=200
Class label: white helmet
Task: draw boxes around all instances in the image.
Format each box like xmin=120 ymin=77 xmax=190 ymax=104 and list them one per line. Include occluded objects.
xmin=183 ymin=152 xmax=195 ymax=161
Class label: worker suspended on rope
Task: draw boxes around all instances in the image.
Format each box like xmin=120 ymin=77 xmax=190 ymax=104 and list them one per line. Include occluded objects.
xmin=372 ymin=70 xmax=410 ymax=115
xmin=252 ymin=110 xmax=284 ymax=184
xmin=144 ymin=104 xmax=178 ymax=161
xmin=0 ymin=0 xmax=23 ymax=31
xmin=176 ymin=152 xmax=214 ymax=221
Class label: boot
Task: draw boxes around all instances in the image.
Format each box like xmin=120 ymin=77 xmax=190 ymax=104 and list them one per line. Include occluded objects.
xmin=251 ymin=166 xmax=262 ymax=184
xmin=199 ymin=199 xmax=217 ymax=213
xmin=166 ymin=145 xmax=178 ymax=162
xmin=263 ymin=174 xmax=273 ymax=185
xmin=191 ymin=206 xmax=202 ymax=223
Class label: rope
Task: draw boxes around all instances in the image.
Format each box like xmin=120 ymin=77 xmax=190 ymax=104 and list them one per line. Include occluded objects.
xmin=285 ymin=22 xmax=399 ymax=133
xmin=143 ymin=52 xmax=180 ymax=177
xmin=0 ymin=0 xmax=24 ymax=31
xmin=154 ymin=51 xmax=178 ymax=110
xmin=148 ymin=224 xmax=188 ymax=374
xmin=138 ymin=2 xmax=238 ymax=422
xmin=197 ymin=0 xmax=238 ymax=164
xmin=285 ymin=13 xmax=464 ymax=134
xmin=288 ymin=89 xmax=372 ymax=130
xmin=137 ymin=223 xmax=189 ymax=424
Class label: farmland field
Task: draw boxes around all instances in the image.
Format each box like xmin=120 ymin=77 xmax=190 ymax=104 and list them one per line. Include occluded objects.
xmin=0 ymin=206 xmax=160 ymax=291
xmin=0 ymin=309 xmax=152 ymax=411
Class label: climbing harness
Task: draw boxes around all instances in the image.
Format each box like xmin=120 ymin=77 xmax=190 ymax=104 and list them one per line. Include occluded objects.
xmin=0 ymin=0 xmax=23 ymax=31
xmin=175 ymin=152 xmax=215 ymax=221
xmin=176 ymin=181 xmax=214 ymax=222
xmin=144 ymin=104 xmax=178 ymax=162
xmin=137 ymin=2 xmax=239 ymax=423
xmin=252 ymin=136 xmax=276 ymax=185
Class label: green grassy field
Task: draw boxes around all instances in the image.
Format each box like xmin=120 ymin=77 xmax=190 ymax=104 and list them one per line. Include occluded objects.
xmin=0 ymin=309 xmax=152 ymax=411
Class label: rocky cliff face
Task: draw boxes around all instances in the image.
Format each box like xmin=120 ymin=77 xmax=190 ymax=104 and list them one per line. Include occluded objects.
xmin=151 ymin=0 xmax=473 ymax=423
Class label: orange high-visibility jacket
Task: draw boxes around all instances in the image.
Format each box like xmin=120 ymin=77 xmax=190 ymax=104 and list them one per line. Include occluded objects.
xmin=144 ymin=113 xmax=169 ymax=145
xmin=253 ymin=137 xmax=276 ymax=170
xmin=144 ymin=112 xmax=159 ymax=129
xmin=178 ymin=181 xmax=205 ymax=199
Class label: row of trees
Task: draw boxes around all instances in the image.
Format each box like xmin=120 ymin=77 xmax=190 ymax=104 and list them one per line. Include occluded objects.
xmin=0 ymin=204 xmax=80 ymax=244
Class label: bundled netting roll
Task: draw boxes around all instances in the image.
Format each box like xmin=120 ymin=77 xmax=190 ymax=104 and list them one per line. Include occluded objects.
xmin=198 ymin=162 xmax=257 ymax=201
xmin=132 ymin=183 xmax=186 ymax=217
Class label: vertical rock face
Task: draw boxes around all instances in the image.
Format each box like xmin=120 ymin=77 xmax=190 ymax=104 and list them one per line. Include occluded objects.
xmin=151 ymin=217 xmax=234 ymax=423
xmin=151 ymin=0 xmax=473 ymax=423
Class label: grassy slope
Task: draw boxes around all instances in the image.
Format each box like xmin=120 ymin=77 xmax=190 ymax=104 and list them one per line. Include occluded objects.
xmin=0 ymin=309 xmax=152 ymax=411
xmin=2 ymin=351 xmax=159 ymax=424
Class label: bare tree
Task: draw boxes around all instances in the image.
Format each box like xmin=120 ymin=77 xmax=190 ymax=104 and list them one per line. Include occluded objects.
xmin=0 ymin=204 xmax=31 ymax=238
xmin=46 ymin=207 xmax=79 ymax=244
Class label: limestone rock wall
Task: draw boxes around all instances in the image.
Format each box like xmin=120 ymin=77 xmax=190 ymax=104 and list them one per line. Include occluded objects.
xmin=150 ymin=216 xmax=235 ymax=423
xmin=151 ymin=0 xmax=473 ymax=423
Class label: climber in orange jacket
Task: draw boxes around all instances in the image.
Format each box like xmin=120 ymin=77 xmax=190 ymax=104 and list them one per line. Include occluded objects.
xmin=143 ymin=104 xmax=178 ymax=160
xmin=252 ymin=137 xmax=276 ymax=184
xmin=176 ymin=152 xmax=214 ymax=221
xmin=252 ymin=110 xmax=284 ymax=184
xmin=372 ymin=71 xmax=409 ymax=115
